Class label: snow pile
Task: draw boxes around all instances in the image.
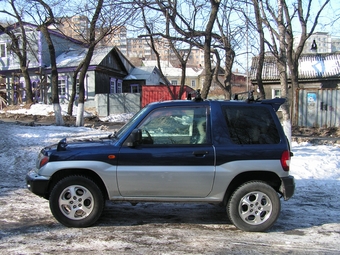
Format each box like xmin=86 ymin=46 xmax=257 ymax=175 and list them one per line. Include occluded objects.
xmin=0 ymin=103 xmax=134 ymax=122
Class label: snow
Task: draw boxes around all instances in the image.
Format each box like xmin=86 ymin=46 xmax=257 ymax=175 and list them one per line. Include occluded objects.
xmin=0 ymin=104 xmax=340 ymax=254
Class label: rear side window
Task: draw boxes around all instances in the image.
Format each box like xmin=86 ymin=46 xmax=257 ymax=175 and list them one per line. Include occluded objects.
xmin=222 ymin=105 xmax=280 ymax=144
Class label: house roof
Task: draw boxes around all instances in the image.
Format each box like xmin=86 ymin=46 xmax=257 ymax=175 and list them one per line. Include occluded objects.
xmin=0 ymin=22 xmax=84 ymax=45
xmin=142 ymin=60 xmax=173 ymax=68
xmin=250 ymin=53 xmax=340 ymax=81
xmin=141 ymin=60 xmax=204 ymax=77
xmin=55 ymin=48 xmax=87 ymax=68
xmin=126 ymin=66 xmax=157 ymax=80
xmin=55 ymin=46 xmax=123 ymax=68
xmin=125 ymin=66 xmax=169 ymax=84
xmin=163 ymin=67 xmax=204 ymax=77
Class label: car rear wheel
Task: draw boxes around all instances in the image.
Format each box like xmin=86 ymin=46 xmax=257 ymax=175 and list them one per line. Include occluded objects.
xmin=227 ymin=181 xmax=280 ymax=232
xmin=49 ymin=176 xmax=104 ymax=227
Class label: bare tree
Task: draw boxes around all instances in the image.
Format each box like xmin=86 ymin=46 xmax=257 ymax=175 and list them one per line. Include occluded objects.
xmin=134 ymin=0 xmax=221 ymax=99
xmin=138 ymin=5 xmax=176 ymax=99
xmin=251 ymin=0 xmax=266 ymax=100
xmin=0 ymin=0 xmax=34 ymax=105
xmin=283 ymin=0 xmax=330 ymax=124
xmin=30 ymin=0 xmax=64 ymax=125
xmin=259 ymin=0 xmax=291 ymax=143
xmin=61 ymin=1 xmax=136 ymax=126
xmin=258 ymin=0 xmax=330 ymax=143
xmin=212 ymin=0 xmax=238 ymax=100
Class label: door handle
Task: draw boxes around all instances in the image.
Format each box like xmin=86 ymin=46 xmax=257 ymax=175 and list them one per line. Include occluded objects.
xmin=193 ymin=151 xmax=209 ymax=157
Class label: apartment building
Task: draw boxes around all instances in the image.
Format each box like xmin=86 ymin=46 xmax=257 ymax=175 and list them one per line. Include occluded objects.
xmin=54 ymin=16 xmax=90 ymax=41
xmin=55 ymin=15 xmax=205 ymax=67
xmin=295 ymin=32 xmax=340 ymax=54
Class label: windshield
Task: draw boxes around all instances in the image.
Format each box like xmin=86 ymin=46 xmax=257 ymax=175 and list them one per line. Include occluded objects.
xmin=114 ymin=107 xmax=149 ymax=139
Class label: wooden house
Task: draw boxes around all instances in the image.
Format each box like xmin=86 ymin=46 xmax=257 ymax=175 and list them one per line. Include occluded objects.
xmin=250 ymin=53 xmax=340 ymax=127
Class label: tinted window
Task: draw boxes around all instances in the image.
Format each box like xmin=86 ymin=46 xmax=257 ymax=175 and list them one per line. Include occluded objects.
xmin=138 ymin=106 xmax=208 ymax=145
xmin=223 ymin=105 xmax=280 ymax=144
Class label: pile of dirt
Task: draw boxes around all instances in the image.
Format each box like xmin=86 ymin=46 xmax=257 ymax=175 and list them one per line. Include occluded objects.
xmin=292 ymin=126 xmax=340 ymax=138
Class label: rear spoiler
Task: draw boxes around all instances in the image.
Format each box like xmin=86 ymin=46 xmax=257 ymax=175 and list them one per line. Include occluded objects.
xmin=260 ymin=98 xmax=286 ymax=112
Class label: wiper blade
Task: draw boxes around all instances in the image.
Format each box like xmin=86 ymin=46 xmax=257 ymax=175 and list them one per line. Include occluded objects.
xmin=108 ymin=131 xmax=117 ymax=139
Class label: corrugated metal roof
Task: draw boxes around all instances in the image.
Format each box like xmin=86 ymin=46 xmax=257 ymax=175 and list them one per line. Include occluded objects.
xmin=126 ymin=66 xmax=155 ymax=80
xmin=163 ymin=67 xmax=203 ymax=77
xmin=250 ymin=53 xmax=340 ymax=80
xmin=55 ymin=46 xmax=113 ymax=68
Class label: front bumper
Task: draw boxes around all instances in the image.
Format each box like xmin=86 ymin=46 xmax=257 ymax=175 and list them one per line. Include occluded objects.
xmin=26 ymin=170 xmax=50 ymax=199
xmin=280 ymin=175 xmax=295 ymax=200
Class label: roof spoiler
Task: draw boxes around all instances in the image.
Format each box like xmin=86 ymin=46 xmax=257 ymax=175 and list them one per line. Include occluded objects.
xmin=187 ymin=89 xmax=203 ymax=102
xmin=260 ymin=98 xmax=286 ymax=112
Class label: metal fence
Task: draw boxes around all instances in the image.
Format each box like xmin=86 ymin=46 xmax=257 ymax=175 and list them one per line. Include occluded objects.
xmin=297 ymin=89 xmax=340 ymax=127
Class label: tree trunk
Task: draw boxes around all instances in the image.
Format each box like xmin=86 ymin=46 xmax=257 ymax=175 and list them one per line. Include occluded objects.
xmin=76 ymin=70 xmax=86 ymax=126
xmin=21 ymin=67 xmax=34 ymax=104
xmin=253 ymin=0 xmax=266 ymax=99
xmin=200 ymin=0 xmax=220 ymax=99
xmin=277 ymin=0 xmax=291 ymax=145
xmin=68 ymin=71 xmax=80 ymax=116
xmin=76 ymin=102 xmax=85 ymax=126
xmin=40 ymin=25 xmax=64 ymax=126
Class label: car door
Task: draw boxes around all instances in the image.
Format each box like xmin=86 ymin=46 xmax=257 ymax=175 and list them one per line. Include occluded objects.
xmin=117 ymin=105 xmax=215 ymax=198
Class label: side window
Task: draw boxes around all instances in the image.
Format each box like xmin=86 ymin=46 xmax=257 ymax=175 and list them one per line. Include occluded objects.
xmin=58 ymin=77 xmax=67 ymax=99
xmin=138 ymin=106 xmax=208 ymax=145
xmin=223 ymin=105 xmax=280 ymax=144
xmin=272 ymin=89 xmax=281 ymax=98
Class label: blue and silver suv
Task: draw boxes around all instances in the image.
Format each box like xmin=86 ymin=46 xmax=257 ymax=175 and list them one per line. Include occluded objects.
xmin=26 ymin=96 xmax=295 ymax=232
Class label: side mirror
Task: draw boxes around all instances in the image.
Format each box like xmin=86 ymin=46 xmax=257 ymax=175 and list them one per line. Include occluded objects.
xmin=124 ymin=129 xmax=142 ymax=147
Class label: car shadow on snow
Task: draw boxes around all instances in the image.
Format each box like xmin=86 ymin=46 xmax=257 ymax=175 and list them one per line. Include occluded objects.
xmin=98 ymin=201 xmax=233 ymax=227
xmin=96 ymin=178 xmax=340 ymax=233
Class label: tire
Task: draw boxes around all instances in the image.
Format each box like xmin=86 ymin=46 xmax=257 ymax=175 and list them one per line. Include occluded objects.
xmin=49 ymin=176 xmax=104 ymax=228
xmin=227 ymin=181 xmax=280 ymax=232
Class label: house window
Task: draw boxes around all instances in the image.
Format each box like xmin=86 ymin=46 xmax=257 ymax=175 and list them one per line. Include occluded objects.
xmin=110 ymin=78 xmax=122 ymax=93
xmin=0 ymin=43 xmax=6 ymax=58
xmin=272 ymin=89 xmax=281 ymax=98
xmin=171 ymin=80 xmax=178 ymax=85
xmin=191 ymin=80 xmax=196 ymax=88
xmin=58 ymin=77 xmax=67 ymax=98
xmin=131 ymin=84 xmax=139 ymax=93
xmin=110 ymin=78 xmax=116 ymax=93
xmin=32 ymin=80 xmax=40 ymax=101
xmin=117 ymin=80 xmax=122 ymax=93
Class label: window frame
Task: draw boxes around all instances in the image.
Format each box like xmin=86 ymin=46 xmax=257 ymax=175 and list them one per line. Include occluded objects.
xmin=137 ymin=105 xmax=210 ymax=145
xmin=58 ymin=76 xmax=68 ymax=99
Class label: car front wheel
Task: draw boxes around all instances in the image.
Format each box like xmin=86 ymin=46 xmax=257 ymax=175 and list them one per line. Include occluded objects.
xmin=49 ymin=176 xmax=104 ymax=227
xmin=227 ymin=181 xmax=280 ymax=232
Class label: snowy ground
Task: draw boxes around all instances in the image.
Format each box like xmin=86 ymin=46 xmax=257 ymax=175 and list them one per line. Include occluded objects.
xmin=0 ymin=105 xmax=340 ymax=254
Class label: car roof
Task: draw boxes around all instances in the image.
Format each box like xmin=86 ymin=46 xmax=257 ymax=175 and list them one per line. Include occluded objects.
xmin=147 ymin=98 xmax=285 ymax=112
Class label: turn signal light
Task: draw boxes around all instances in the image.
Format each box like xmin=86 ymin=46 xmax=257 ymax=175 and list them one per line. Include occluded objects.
xmin=39 ymin=156 xmax=49 ymax=168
